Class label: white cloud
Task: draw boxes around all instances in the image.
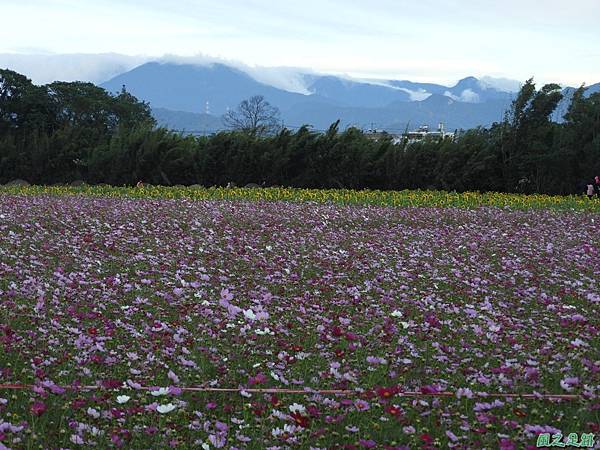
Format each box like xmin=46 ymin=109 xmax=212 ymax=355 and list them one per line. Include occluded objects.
xmin=444 ymin=89 xmax=481 ymax=103
xmin=0 ymin=53 xmax=147 ymax=85
xmin=359 ymin=79 xmax=433 ymax=101
xmin=479 ymin=77 xmax=522 ymax=93
xmin=0 ymin=0 xmax=598 ymax=87
xmin=238 ymin=66 xmax=314 ymax=95
xmin=459 ymin=89 xmax=481 ymax=103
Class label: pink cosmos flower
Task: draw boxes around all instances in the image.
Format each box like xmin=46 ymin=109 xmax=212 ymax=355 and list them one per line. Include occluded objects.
xmin=31 ymin=400 xmax=47 ymax=416
xmin=354 ymin=399 xmax=370 ymax=411
xmin=167 ymin=370 xmax=180 ymax=384
xmin=248 ymin=373 xmax=267 ymax=385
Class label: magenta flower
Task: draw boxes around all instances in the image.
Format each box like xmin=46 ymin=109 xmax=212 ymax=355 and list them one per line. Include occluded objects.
xmin=499 ymin=438 xmax=517 ymax=450
xmin=30 ymin=400 xmax=47 ymax=416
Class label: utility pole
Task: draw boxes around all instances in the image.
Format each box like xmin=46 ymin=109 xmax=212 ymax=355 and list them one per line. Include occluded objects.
xmin=203 ymin=100 xmax=210 ymax=136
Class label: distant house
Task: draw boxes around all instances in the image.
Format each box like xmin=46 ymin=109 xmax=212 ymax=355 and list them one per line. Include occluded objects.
xmin=403 ymin=123 xmax=455 ymax=144
xmin=364 ymin=130 xmax=397 ymax=142
xmin=365 ymin=123 xmax=455 ymax=145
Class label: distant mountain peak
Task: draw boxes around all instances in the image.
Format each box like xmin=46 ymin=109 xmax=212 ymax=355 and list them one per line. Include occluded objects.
xmin=93 ymin=59 xmax=594 ymax=133
xmin=457 ymin=76 xmax=479 ymax=83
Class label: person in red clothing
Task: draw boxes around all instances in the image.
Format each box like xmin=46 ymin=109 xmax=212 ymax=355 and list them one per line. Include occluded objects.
xmin=594 ymin=175 xmax=600 ymax=198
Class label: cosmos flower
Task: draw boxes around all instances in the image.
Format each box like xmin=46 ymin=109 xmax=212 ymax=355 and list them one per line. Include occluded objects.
xmin=70 ymin=434 xmax=84 ymax=445
xmin=359 ymin=439 xmax=377 ymax=448
xmin=168 ymin=370 xmax=180 ymax=384
xmin=156 ymin=403 xmax=177 ymax=414
xmin=560 ymin=377 xmax=579 ymax=392
xmin=30 ymin=401 xmax=47 ymax=417
xmin=455 ymin=387 xmax=474 ymax=399
xmin=2 ymin=191 xmax=598 ymax=447
xmin=116 ymin=395 xmax=130 ymax=404
xmin=354 ymin=399 xmax=370 ymax=411
xmin=289 ymin=403 xmax=306 ymax=414
xmin=150 ymin=387 xmax=170 ymax=397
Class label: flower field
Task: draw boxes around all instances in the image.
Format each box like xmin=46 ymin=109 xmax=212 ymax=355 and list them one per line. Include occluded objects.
xmin=0 ymin=188 xmax=599 ymax=449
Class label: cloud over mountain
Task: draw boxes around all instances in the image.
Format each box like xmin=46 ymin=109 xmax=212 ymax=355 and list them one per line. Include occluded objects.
xmin=2 ymin=53 xmax=596 ymax=132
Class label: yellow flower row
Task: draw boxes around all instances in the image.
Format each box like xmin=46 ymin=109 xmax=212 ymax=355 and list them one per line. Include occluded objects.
xmin=1 ymin=185 xmax=599 ymax=211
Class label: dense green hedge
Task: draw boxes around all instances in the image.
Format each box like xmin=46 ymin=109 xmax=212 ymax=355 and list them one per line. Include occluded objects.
xmin=1 ymin=70 xmax=599 ymax=194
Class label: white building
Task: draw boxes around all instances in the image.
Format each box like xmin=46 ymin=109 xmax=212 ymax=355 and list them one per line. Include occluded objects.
xmin=403 ymin=123 xmax=455 ymax=144
xmin=365 ymin=123 xmax=455 ymax=145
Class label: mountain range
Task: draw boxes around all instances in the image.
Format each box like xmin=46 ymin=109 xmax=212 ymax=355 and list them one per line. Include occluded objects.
xmin=90 ymin=61 xmax=596 ymax=133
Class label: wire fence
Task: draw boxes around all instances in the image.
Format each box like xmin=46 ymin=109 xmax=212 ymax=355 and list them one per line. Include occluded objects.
xmin=0 ymin=383 xmax=583 ymax=400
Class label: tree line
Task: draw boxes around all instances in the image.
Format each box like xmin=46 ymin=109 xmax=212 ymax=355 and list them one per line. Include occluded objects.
xmin=1 ymin=68 xmax=599 ymax=194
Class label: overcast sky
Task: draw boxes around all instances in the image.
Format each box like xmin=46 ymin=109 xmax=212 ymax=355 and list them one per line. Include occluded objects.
xmin=2 ymin=0 xmax=599 ymax=86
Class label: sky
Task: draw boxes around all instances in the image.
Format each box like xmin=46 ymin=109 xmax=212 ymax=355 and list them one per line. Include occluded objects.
xmin=1 ymin=0 xmax=599 ymax=87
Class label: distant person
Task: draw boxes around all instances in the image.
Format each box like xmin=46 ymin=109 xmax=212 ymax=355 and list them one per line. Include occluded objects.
xmin=587 ymin=182 xmax=595 ymax=199
xmin=595 ymin=175 xmax=600 ymax=197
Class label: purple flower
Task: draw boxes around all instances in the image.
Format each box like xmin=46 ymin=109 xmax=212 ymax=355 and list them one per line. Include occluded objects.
xmin=446 ymin=430 xmax=459 ymax=442
xmin=499 ymin=438 xmax=517 ymax=450
xmin=359 ymin=439 xmax=377 ymax=448
xmin=209 ymin=433 xmax=227 ymax=448
xmin=354 ymin=399 xmax=370 ymax=411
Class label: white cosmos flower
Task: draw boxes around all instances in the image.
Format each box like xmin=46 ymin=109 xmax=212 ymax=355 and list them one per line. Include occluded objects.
xmin=255 ymin=328 xmax=273 ymax=335
xmin=284 ymin=424 xmax=298 ymax=433
xmin=391 ymin=310 xmax=403 ymax=318
xmin=400 ymin=321 xmax=410 ymax=329
xmin=289 ymin=403 xmax=306 ymax=414
xmin=271 ymin=425 xmax=298 ymax=437
xmin=116 ymin=395 xmax=130 ymax=404
xmin=150 ymin=387 xmax=170 ymax=397
xmin=156 ymin=403 xmax=177 ymax=414
xmin=243 ymin=309 xmax=256 ymax=321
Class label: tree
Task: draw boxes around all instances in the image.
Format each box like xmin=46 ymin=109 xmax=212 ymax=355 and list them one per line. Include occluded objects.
xmin=0 ymin=69 xmax=54 ymax=134
xmin=561 ymin=87 xmax=600 ymax=191
xmin=501 ymin=79 xmax=563 ymax=192
xmin=112 ymin=85 xmax=156 ymax=130
xmin=222 ymin=95 xmax=281 ymax=136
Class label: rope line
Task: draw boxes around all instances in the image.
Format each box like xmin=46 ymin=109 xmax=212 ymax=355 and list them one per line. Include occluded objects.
xmin=0 ymin=384 xmax=582 ymax=400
